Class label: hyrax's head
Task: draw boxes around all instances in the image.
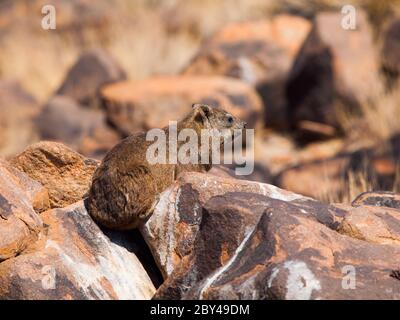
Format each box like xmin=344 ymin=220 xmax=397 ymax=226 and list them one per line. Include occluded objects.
xmin=189 ymin=103 xmax=246 ymax=133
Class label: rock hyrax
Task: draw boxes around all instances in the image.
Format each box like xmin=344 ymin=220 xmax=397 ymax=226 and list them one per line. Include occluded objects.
xmin=86 ymin=104 xmax=246 ymax=230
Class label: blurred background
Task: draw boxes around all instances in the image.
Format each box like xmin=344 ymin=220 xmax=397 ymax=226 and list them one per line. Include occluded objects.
xmin=0 ymin=0 xmax=399 ymax=203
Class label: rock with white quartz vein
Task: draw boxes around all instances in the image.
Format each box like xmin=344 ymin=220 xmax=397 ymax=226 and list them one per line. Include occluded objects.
xmin=140 ymin=172 xmax=311 ymax=280
xmin=143 ymin=172 xmax=400 ymax=300
xmin=181 ymin=198 xmax=400 ymax=300
xmin=140 ymin=172 xmax=343 ymax=299
xmin=0 ymin=201 xmax=155 ymax=300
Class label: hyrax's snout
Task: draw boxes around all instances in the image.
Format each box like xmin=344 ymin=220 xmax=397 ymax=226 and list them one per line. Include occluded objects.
xmin=236 ymin=119 xmax=247 ymax=130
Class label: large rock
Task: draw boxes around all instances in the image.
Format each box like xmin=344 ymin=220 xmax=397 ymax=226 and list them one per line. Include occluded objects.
xmin=56 ymin=48 xmax=126 ymax=108
xmin=0 ymin=80 xmax=40 ymax=157
xmin=211 ymin=163 xmax=272 ymax=184
xmin=337 ymin=191 xmax=400 ymax=245
xmin=338 ymin=205 xmax=400 ymax=245
xmin=11 ymin=142 xmax=99 ymax=208
xmin=0 ymin=201 xmax=155 ymax=300
xmin=275 ymin=156 xmax=349 ymax=201
xmin=286 ymin=10 xmax=382 ymax=139
xmin=100 ymin=75 xmax=263 ymax=135
xmin=275 ymin=135 xmax=400 ymax=201
xmin=0 ymin=159 xmax=43 ymax=262
xmin=183 ymin=15 xmax=311 ymax=128
xmin=352 ymin=191 xmax=400 ymax=209
xmin=179 ymin=196 xmax=400 ymax=300
xmin=0 ymin=159 xmax=49 ymax=214
xmin=381 ymin=17 xmax=400 ymax=83
xmin=142 ymin=174 xmax=400 ymax=299
xmin=36 ymin=95 xmax=120 ymax=159
xmin=140 ymin=172 xmax=331 ymax=280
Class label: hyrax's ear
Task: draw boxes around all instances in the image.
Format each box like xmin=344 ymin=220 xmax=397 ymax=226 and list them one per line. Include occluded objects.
xmin=192 ymin=104 xmax=211 ymax=124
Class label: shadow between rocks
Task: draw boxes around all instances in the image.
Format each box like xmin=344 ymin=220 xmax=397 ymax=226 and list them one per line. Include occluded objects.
xmin=100 ymin=226 xmax=164 ymax=289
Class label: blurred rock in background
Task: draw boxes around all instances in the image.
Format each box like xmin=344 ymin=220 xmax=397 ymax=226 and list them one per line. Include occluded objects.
xmin=183 ymin=15 xmax=311 ymax=128
xmin=0 ymin=80 xmax=40 ymax=157
xmin=100 ymin=75 xmax=263 ymax=135
xmin=286 ymin=10 xmax=382 ymax=141
xmin=56 ymin=48 xmax=127 ymax=108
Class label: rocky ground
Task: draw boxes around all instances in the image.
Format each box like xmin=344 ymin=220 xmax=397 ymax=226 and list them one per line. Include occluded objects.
xmin=1 ymin=0 xmax=400 ymax=299
xmin=1 ymin=141 xmax=400 ymax=299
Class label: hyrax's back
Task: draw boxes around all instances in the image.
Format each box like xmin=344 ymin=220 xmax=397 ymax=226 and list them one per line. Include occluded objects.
xmin=86 ymin=133 xmax=174 ymax=230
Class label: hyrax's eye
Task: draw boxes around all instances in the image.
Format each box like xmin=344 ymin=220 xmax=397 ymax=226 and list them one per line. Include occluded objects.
xmin=227 ymin=115 xmax=234 ymax=124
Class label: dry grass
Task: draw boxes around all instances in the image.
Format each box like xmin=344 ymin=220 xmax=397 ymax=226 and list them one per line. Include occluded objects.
xmin=3 ymin=0 xmax=398 ymax=101
xmin=338 ymin=81 xmax=400 ymax=150
xmin=320 ymin=164 xmax=400 ymax=204
xmin=0 ymin=0 xmax=276 ymax=101
xmin=359 ymin=87 xmax=400 ymax=142
xmin=319 ymin=165 xmax=377 ymax=204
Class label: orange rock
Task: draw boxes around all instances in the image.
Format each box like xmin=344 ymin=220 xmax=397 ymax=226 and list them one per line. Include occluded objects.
xmin=180 ymin=198 xmax=400 ymax=300
xmin=146 ymin=179 xmax=400 ymax=299
xmin=183 ymin=16 xmax=311 ymax=128
xmin=141 ymin=172 xmax=311 ymax=279
xmin=0 ymin=159 xmax=43 ymax=262
xmin=100 ymin=75 xmax=263 ymax=135
xmin=11 ymin=141 xmax=99 ymax=208
xmin=276 ymin=156 xmax=349 ymax=200
xmin=338 ymin=205 xmax=400 ymax=245
xmin=0 ymin=201 xmax=155 ymax=299
xmin=276 ymin=135 xmax=400 ymax=201
xmin=0 ymin=159 xmax=49 ymax=213
xmin=287 ymin=10 xmax=382 ymax=139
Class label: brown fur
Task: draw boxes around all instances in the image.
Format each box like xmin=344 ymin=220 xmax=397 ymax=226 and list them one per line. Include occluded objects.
xmin=86 ymin=104 xmax=245 ymax=230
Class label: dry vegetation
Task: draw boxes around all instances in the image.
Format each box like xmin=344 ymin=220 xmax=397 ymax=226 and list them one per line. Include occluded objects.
xmin=1 ymin=0 xmax=399 ymax=100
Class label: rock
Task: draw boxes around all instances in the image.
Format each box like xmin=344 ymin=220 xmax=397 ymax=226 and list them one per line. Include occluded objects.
xmin=286 ymin=10 xmax=381 ymax=139
xmin=140 ymin=172 xmax=330 ymax=280
xmin=181 ymin=199 xmax=400 ymax=300
xmin=210 ymin=164 xmax=272 ymax=183
xmin=148 ymin=180 xmax=345 ymax=299
xmin=381 ymin=18 xmax=400 ymax=82
xmin=11 ymin=141 xmax=99 ymax=208
xmin=56 ymin=48 xmax=126 ymax=108
xmin=275 ymin=156 xmax=349 ymax=200
xmin=183 ymin=15 xmax=311 ymax=128
xmin=36 ymin=95 xmax=120 ymax=159
xmin=0 ymin=159 xmax=49 ymax=213
xmin=0 ymin=159 xmax=43 ymax=262
xmin=0 ymin=201 xmax=155 ymax=299
xmin=352 ymin=191 xmax=400 ymax=209
xmin=100 ymin=75 xmax=263 ymax=135
xmin=0 ymin=80 xmax=40 ymax=157
xmin=253 ymin=132 xmax=344 ymax=176
xmin=338 ymin=205 xmax=400 ymax=245
xmin=275 ymin=136 xmax=400 ymax=201
xmin=146 ymin=181 xmax=400 ymax=299
xmin=77 ymin=122 xmax=121 ymax=159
